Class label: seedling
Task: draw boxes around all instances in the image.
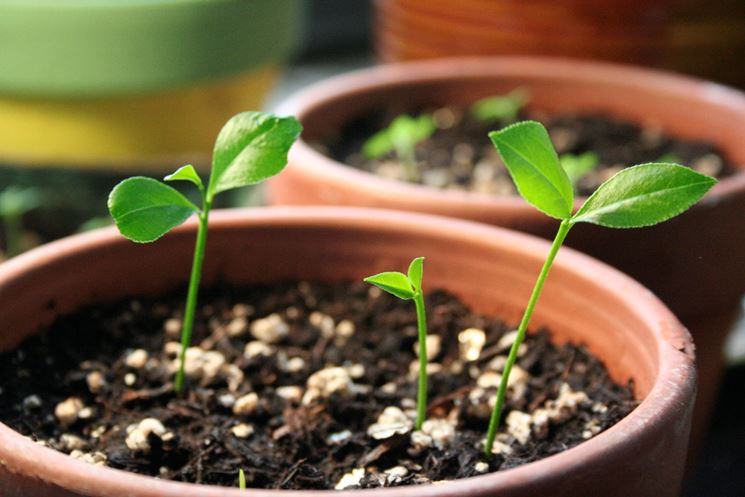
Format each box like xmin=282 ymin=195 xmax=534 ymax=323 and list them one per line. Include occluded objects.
xmin=108 ymin=111 xmax=302 ymax=395
xmin=470 ymin=88 xmax=529 ymax=124
xmin=362 ymin=114 xmax=436 ymax=180
xmin=364 ymin=257 xmax=428 ymax=430
xmin=239 ymin=469 xmax=247 ymax=489
xmin=559 ymin=151 xmax=599 ymax=189
xmin=483 ymin=120 xmax=716 ymax=456
xmin=0 ymin=186 xmax=41 ymax=257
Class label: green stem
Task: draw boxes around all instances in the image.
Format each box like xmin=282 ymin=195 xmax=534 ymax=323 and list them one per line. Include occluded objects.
xmin=413 ymin=291 xmax=428 ymax=430
xmin=174 ymin=198 xmax=211 ymax=395
xmin=397 ymin=146 xmax=418 ymax=181
xmin=484 ymin=219 xmax=573 ymax=456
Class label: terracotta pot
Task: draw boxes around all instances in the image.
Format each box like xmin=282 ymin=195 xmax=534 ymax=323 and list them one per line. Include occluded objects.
xmin=0 ymin=207 xmax=694 ymax=496
xmin=267 ymin=57 xmax=745 ymax=445
xmin=374 ymin=0 xmax=675 ymax=66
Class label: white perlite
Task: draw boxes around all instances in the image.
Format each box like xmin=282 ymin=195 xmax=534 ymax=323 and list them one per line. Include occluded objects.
xmin=226 ymin=316 xmax=248 ymax=337
xmin=335 ymin=468 xmax=365 ymax=490
xmin=309 ymin=311 xmax=335 ymax=338
xmin=458 ymin=328 xmax=486 ymax=361
xmin=60 ymin=434 xmax=87 ymax=451
xmin=125 ymin=418 xmax=170 ymax=453
xmin=413 ymin=334 xmax=441 ymax=361
xmin=474 ymin=461 xmax=489 ymax=473
xmin=367 ymin=406 xmax=413 ymax=440
xmin=233 ymin=393 xmax=259 ymax=416
xmin=384 ymin=466 xmax=409 ymax=484
xmin=124 ymin=349 xmax=148 ymax=369
xmin=177 ymin=347 xmax=226 ymax=380
xmin=250 ymin=313 xmax=289 ymax=343
xmin=70 ymin=450 xmax=107 ymax=466
xmin=244 ymin=341 xmax=275 ymax=359
xmin=304 ymin=367 xmax=351 ymax=404
xmin=163 ymin=318 xmax=182 ymax=338
xmin=86 ymin=371 xmax=106 ymax=394
xmin=507 ymin=383 xmax=590 ymax=444
xmin=411 ymin=418 xmax=456 ymax=449
xmin=54 ymin=397 xmax=84 ymax=428
xmin=231 ymin=423 xmax=255 ymax=438
xmin=276 ymin=385 xmax=303 ymax=403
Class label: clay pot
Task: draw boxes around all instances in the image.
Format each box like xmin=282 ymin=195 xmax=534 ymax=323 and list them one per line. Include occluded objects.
xmin=374 ymin=0 xmax=675 ymax=66
xmin=267 ymin=57 xmax=745 ymax=447
xmin=0 ymin=207 xmax=694 ymax=496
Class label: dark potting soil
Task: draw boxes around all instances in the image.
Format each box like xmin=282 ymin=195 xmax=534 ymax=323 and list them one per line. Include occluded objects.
xmin=325 ymin=107 xmax=736 ymax=197
xmin=0 ymin=281 xmax=636 ymax=489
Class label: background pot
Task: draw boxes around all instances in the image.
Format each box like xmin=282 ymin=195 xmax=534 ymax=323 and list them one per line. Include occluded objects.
xmin=0 ymin=0 xmax=304 ymax=172
xmin=374 ymin=0 xmax=745 ymax=89
xmin=267 ymin=57 xmax=745 ymax=451
xmin=0 ymin=207 xmax=694 ymax=496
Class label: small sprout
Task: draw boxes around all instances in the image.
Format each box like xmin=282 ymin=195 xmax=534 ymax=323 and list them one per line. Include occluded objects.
xmin=77 ymin=216 xmax=113 ymax=233
xmin=364 ymin=257 xmax=429 ymax=430
xmin=362 ymin=114 xmax=436 ymax=180
xmin=0 ymin=186 xmax=41 ymax=257
xmin=470 ymin=88 xmax=529 ymax=124
xmin=239 ymin=468 xmax=247 ymax=489
xmin=559 ymin=151 xmax=599 ymax=188
xmin=108 ymin=112 xmax=302 ymax=395
xmin=657 ymin=152 xmax=681 ymax=163
xmin=483 ymin=120 xmax=716 ymax=456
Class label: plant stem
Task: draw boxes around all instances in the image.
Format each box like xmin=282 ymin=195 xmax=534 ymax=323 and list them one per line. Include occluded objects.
xmin=413 ymin=291 xmax=428 ymax=430
xmin=397 ymin=146 xmax=418 ymax=181
xmin=484 ymin=219 xmax=573 ymax=456
xmin=174 ymin=199 xmax=211 ymax=395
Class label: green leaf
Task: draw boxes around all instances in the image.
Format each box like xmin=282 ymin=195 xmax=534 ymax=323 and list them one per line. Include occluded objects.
xmin=108 ymin=177 xmax=199 ymax=243
xmin=0 ymin=186 xmax=41 ymax=217
xmin=407 ymin=257 xmax=424 ymax=292
xmin=471 ymin=88 xmax=528 ymax=123
xmin=560 ymin=152 xmax=599 ymax=186
xmin=364 ymin=271 xmax=416 ymax=300
xmin=362 ymin=128 xmax=394 ymax=159
xmin=208 ymin=111 xmax=302 ymax=198
xmin=572 ymin=163 xmax=717 ymax=228
xmin=164 ymin=164 xmax=204 ymax=190
xmin=239 ymin=469 xmax=246 ymax=490
xmin=389 ymin=115 xmax=435 ymax=151
xmin=490 ymin=121 xmax=574 ymax=219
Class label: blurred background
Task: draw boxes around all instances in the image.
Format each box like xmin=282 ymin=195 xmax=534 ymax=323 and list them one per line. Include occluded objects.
xmin=0 ymin=1 xmax=742 ymax=495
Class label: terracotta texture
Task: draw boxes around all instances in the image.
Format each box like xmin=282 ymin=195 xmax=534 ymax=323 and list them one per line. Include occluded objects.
xmin=374 ymin=0 xmax=745 ymax=88
xmin=0 ymin=208 xmax=695 ymax=497
xmin=375 ymin=0 xmax=675 ymax=65
xmin=267 ymin=57 xmax=745 ymax=442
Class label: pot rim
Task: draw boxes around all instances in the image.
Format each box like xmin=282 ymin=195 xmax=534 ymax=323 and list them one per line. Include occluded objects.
xmin=0 ymin=207 xmax=695 ymax=497
xmin=274 ymin=55 xmax=745 ymax=212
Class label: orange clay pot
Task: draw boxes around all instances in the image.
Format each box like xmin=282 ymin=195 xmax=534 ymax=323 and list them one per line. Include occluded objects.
xmin=267 ymin=57 xmax=745 ymax=451
xmin=0 ymin=207 xmax=694 ymax=496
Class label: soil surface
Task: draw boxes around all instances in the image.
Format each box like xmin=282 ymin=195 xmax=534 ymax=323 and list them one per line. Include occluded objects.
xmin=325 ymin=106 xmax=736 ymax=197
xmin=0 ymin=281 xmax=636 ymax=489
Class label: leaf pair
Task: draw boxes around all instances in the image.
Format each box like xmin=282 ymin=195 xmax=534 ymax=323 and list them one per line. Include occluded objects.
xmin=489 ymin=121 xmax=717 ymax=227
xmin=364 ymin=257 xmax=424 ymax=300
xmin=108 ymin=112 xmax=302 ymax=243
xmin=362 ymin=115 xmax=436 ymax=161
xmin=471 ymin=88 xmax=529 ymax=124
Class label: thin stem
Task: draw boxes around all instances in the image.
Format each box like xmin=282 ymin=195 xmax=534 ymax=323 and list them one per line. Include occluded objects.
xmin=413 ymin=291 xmax=428 ymax=430
xmin=174 ymin=198 xmax=211 ymax=395
xmin=484 ymin=219 xmax=573 ymax=456
xmin=396 ymin=145 xmax=418 ymax=181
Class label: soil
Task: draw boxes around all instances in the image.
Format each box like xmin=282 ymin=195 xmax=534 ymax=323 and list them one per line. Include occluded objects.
xmin=0 ymin=281 xmax=636 ymax=490
xmin=324 ymin=106 xmax=736 ymax=197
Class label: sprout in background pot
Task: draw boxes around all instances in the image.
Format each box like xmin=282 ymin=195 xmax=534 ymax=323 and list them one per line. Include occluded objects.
xmin=362 ymin=114 xmax=435 ymax=180
xmin=483 ymin=120 xmax=716 ymax=456
xmin=108 ymin=111 xmax=302 ymax=395
xmin=365 ymin=257 xmax=428 ymax=430
xmin=0 ymin=185 xmax=41 ymax=258
xmin=560 ymin=151 xmax=599 ymax=190
xmin=470 ymin=88 xmax=529 ymax=125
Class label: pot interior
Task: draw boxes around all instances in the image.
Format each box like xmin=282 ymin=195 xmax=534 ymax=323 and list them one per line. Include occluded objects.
xmin=0 ymin=213 xmax=661 ymax=400
xmin=297 ymin=60 xmax=745 ymax=169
